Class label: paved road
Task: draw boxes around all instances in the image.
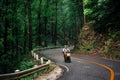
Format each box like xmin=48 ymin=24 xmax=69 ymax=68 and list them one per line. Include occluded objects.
xmin=40 ymin=48 xmax=120 ymax=80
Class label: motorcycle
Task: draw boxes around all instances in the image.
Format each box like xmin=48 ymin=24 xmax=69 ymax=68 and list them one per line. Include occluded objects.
xmin=64 ymin=52 xmax=71 ymax=63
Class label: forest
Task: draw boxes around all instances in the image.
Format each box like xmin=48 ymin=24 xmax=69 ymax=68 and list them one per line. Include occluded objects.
xmin=0 ymin=0 xmax=120 ymax=74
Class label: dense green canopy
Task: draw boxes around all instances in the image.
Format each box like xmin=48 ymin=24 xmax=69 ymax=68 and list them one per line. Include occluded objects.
xmin=0 ymin=0 xmax=83 ymax=73
xmin=0 ymin=0 xmax=120 ymax=74
xmin=84 ymin=0 xmax=120 ymax=34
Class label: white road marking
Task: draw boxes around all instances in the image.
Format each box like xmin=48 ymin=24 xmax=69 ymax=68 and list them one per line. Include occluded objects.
xmin=58 ymin=64 xmax=70 ymax=72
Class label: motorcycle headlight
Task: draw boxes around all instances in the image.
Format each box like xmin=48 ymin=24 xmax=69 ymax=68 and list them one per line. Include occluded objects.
xmin=67 ymin=53 xmax=70 ymax=56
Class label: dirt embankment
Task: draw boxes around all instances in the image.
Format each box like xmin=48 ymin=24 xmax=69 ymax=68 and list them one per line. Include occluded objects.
xmin=77 ymin=24 xmax=120 ymax=60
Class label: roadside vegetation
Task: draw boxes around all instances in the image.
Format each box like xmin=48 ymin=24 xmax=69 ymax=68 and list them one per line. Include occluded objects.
xmin=0 ymin=0 xmax=83 ymax=74
xmin=20 ymin=64 xmax=55 ymax=80
xmin=78 ymin=24 xmax=120 ymax=60
xmin=77 ymin=0 xmax=120 ymax=60
xmin=0 ymin=0 xmax=120 ymax=74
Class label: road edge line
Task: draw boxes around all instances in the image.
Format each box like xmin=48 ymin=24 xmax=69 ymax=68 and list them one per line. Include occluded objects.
xmin=58 ymin=64 xmax=70 ymax=72
xmin=73 ymin=57 xmax=115 ymax=80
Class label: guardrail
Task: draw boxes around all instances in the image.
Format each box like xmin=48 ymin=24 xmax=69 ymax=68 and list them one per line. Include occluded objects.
xmin=0 ymin=46 xmax=63 ymax=80
xmin=0 ymin=47 xmax=54 ymax=80
xmin=0 ymin=64 xmax=50 ymax=80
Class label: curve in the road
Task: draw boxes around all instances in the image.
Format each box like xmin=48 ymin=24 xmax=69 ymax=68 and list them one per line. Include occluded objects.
xmin=73 ymin=57 xmax=115 ymax=80
xmin=58 ymin=64 xmax=70 ymax=72
xmin=40 ymin=49 xmax=116 ymax=80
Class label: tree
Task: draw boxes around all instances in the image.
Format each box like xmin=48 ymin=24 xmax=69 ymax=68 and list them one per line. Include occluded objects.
xmin=0 ymin=0 xmax=85 ymax=73
xmin=84 ymin=0 xmax=120 ymax=33
xmin=27 ymin=0 xmax=32 ymax=51
xmin=36 ymin=0 xmax=42 ymax=46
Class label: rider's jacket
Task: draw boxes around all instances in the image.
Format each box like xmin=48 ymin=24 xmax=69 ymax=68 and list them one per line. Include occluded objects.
xmin=63 ymin=48 xmax=70 ymax=54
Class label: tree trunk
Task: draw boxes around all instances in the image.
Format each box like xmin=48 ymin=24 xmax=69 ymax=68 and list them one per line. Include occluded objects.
xmin=54 ymin=0 xmax=58 ymax=45
xmin=36 ymin=0 xmax=42 ymax=46
xmin=3 ymin=0 xmax=9 ymax=74
xmin=44 ymin=0 xmax=49 ymax=46
xmin=52 ymin=0 xmax=58 ymax=45
xmin=23 ymin=0 xmax=29 ymax=54
xmin=27 ymin=0 xmax=32 ymax=51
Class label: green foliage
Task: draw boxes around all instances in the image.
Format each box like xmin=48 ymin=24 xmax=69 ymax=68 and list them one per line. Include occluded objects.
xmin=84 ymin=0 xmax=120 ymax=33
xmin=19 ymin=60 xmax=34 ymax=71
xmin=78 ymin=24 xmax=95 ymax=53
xmin=84 ymin=8 xmax=93 ymax=15
xmin=0 ymin=0 xmax=83 ymax=73
xmin=0 ymin=39 xmax=3 ymax=51
xmin=109 ymin=48 xmax=120 ymax=59
xmin=108 ymin=29 xmax=120 ymax=41
xmin=84 ymin=0 xmax=93 ymax=6
xmin=57 ymin=0 xmax=83 ymax=45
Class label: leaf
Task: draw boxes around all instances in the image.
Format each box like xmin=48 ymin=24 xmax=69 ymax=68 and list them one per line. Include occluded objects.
xmin=84 ymin=8 xmax=93 ymax=15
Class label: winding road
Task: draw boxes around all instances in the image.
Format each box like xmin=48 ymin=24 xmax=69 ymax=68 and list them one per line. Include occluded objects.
xmin=40 ymin=48 xmax=120 ymax=80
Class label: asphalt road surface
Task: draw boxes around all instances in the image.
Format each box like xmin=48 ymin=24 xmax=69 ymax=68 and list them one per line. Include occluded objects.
xmin=40 ymin=48 xmax=120 ymax=80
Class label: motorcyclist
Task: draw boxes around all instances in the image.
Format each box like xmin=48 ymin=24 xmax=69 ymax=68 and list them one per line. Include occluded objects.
xmin=62 ymin=45 xmax=70 ymax=62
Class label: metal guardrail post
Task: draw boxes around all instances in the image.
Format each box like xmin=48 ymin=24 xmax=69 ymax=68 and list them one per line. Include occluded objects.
xmin=34 ymin=53 xmax=36 ymax=59
xmin=46 ymin=60 xmax=51 ymax=64
xmin=41 ymin=57 xmax=44 ymax=64
xmin=36 ymin=54 xmax=39 ymax=60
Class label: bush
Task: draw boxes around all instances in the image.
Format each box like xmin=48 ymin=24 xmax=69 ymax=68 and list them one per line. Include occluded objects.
xmin=19 ymin=60 xmax=34 ymax=71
